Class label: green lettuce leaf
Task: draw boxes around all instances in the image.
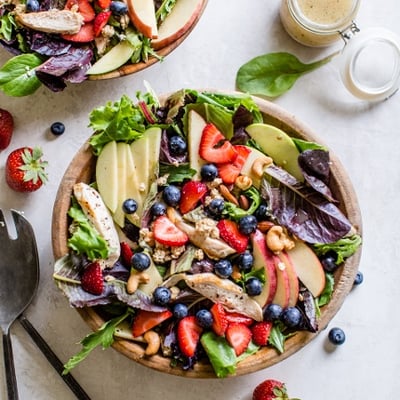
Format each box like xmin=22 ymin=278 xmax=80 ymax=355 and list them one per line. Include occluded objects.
xmin=313 ymin=234 xmax=362 ymax=264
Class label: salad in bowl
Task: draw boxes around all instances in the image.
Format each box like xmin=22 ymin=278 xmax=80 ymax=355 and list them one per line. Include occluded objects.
xmin=52 ymin=88 xmax=362 ymax=378
xmin=0 ymin=0 xmax=207 ymax=96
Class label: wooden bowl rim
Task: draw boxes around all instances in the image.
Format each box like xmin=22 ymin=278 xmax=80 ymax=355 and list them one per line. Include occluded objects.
xmin=51 ymin=91 xmax=362 ymax=378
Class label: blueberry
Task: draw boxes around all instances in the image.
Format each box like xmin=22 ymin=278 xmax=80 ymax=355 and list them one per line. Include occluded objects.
xmin=321 ymin=251 xmax=338 ymax=273
xmin=214 ymin=259 xmax=233 ymax=278
xmin=200 ymin=164 xmax=218 ymax=181
xmin=236 ymin=251 xmax=254 ymax=272
xmin=50 ymin=121 xmax=65 ymax=136
xmin=245 ymin=277 xmax=262 ymax=296
xmin=281 ymin=307 xmax=302 ymax=328
xmin=162 ymin=185 xmax=181 ymax=206
xmin=173 ymin=303 xmax=188 ymax=319
xmin=254 ymin=203 xmax=268 ymax=221
xmin=328 ymin=327 xmax=346 ymax=345
xmin=153 ymin=287 xmax=171 ymax=306
xmin=263 ymin=303 xmax=283 ymax=321
xmin=122 ymin=198 xmax=138 ymax=214
xmin=26 ymin=0 xmax=40 ymax=12
xmin=238 ymin=215 xmax=258 ymax=235
xmin=353 ymin=271 xmax=363 ymax=286
xmin=168 ymin=135 xmax=187 ymax=156
xmin=207 ymin=198 xmax=225 ymax=216
xmin=131 ymin=252 xmax=151 ymax=271
xmin=195 ymin=309 xmax=213 ymax=329
xmin=110 ymin=0 xmax=128 ymax=15
xmin=151 ymin=202 xmax=167 ymax=217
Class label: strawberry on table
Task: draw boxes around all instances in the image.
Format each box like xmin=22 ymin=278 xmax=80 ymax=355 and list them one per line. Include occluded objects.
xmin=5 ymin=147 xmax=48 ymax=192
xmin=218 ymin=145 xmax=251 ymax=184
xmin=225 ymin=323 xmax=252 ymax=356
xmin=81 ymin=261 xmax=104 ymax=295
xmin=252 ymin=379 xmax=300 ymax=400
xmin=179 ymin=180 xmax=208 ymax=214
xmin=199 ymin=123 xmax=238 ymax=164
xmin=177 ymin=315 xmax=203 ymax=357
xmin=93 ymin=11 xmax=111 ymax=37
xmin=153 ymin=215 xmax=189 ymax=246
xmin=217 ymin=219 xmax=249 ymax=253
xmin=251 ymin=321 xmax=273 ymax=346
xmin=0 ymin=108 xmax=14 ymax=150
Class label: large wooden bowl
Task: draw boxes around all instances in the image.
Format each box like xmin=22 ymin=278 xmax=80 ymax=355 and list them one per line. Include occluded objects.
xmin=52 ymin=92 xmax=362 ymax=378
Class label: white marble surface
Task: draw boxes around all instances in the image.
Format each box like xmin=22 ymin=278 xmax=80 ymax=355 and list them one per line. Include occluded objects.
xmin=1 ymin=1 xmax=399 ymax=399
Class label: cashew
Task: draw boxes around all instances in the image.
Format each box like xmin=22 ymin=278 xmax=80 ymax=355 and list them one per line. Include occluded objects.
xmin=265 ymin=225 xmax=294 ymax=254
xmin=251 ymin=156 xmax=273 ymax=178
xmin=235 ymin=175 xmax=252 ymax=191
xmin=126 ymin=270 xmax=150 ymax=294
xmin=143 ymin=330 xmax=161 ymax=356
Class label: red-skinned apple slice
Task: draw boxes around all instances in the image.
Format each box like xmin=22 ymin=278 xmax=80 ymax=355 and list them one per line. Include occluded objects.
xmin=286 ymin=240 xmax=326 ymax=297
xmin=277 ymin=252 xmax=299 ymax=307
xmin=152 ymin=0 xmax=204 ymax=50
xmin=271 ymin=253 xmax=290 ymax=308
xmin=127 ymin=0 xmax=157 ymax=38
xmin=251 ymin=230 xmax=277 ymax=307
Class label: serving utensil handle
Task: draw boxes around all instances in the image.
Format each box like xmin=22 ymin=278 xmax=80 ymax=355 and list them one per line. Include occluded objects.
xmin=18 ymin=315 xmax=91 ymax=400
xmin=2 ymin=331 xmax=19 ymax=400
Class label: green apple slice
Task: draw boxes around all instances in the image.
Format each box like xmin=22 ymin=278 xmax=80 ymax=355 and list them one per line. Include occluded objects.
xmin=188 ymin=110 xmax=207 ymax=179
xmin=240 ymin=147 xmax=272 ymax=188
xmin=113 ymin=142 xmax=129 ymax=227
xmin=246 ymin=123 xmax=303 ymax=181
xmin=86 ymin=41 xmax=135 ymax=75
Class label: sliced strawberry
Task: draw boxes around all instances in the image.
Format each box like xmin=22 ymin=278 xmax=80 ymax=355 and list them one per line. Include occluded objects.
xmin=120 ymin=242 xmax=133 ymax=268
xmin=177 ymin=316 xmax=203 ymax=357
xmin=225 ymin=311 xmax=254 ymax=326
xmin=153 ymin=215 xmax=189 ymax=246
xmin=0 ymin=108 xmax=14 ymax=150
xmin=97 ymin=0 xmax=111 ymax=9
xmin=217 ymin=219 xmax=249 ymax=253
xmin=62 ymin=23 xmax=94 ymax=42
xmin=252 ymin=379 xmax=288 ymax=400
xmin=199 ymin=123 xmax=237 ymax=164
xmin=225 ymin=323 xmax=252 ymax=356
xmin=251 ymin=321 xmax=273 ymax=346
xmin=93 ymin=10 xmax=111 ymax=37
xmin=217 ymin=145 xmax=251 ymax=184
xmin=210 ymin=303 xmax=228 ymax=336
xmin=132 ymin=309 xmax=173 ymax=337
xmin=81 ymin=261 xmax=104 ymax=295
xmin=179 ymin=181 xmax=208 ymax=214
xmin=64 ymin=0 xmax=95 ymax=22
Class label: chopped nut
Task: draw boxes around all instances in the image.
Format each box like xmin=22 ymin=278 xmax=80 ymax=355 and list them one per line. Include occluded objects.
xmin=219 ymin=184 xmax=239 ymax=205
xmin=235 ymin=175 xmax=252 ymax=191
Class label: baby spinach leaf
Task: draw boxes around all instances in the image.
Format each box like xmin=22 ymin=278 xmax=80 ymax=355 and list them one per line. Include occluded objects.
xmin=236 ymin=51 xmax=338 ymax=97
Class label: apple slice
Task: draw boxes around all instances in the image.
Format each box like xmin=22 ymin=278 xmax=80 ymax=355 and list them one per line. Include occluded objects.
xmin=277 ymin=252 xmax=299 ymax=307
xmin=251 ymin=230 xmax=277 ymax=307
xmin=86 ymin=41 xmax=135 ymax=75
xmin=188 ymin=110 xmax=207 ymax=179
xmin=127 ymin=0 xmax=158 ymax=38
xmin=152 ymin=0 xmax=204 ymax=50
xmin=240 ymin=147 xmax=272 ymax=188
xmin=246 ymin=123 xmax=303 ymax=181
xmin=286 ymin=240 xmax=326 ymax=297
xmin=271 ymin=253 xmax=290 ymax=308
xmin=96 ymin=140 xmax=119 ymax=213
xmin=113 ymin=142 xmax=129 ymax=227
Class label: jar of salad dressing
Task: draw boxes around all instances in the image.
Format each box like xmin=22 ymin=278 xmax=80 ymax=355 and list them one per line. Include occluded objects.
xmin=280 ymin=0 xmax=400 ymax=101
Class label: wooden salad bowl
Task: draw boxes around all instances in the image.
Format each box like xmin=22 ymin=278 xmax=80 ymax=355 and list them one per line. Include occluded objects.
xmin=51 ymin=92 xmax=362 ymax=378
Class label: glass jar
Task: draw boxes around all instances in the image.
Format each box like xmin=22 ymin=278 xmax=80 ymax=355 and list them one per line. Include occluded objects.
xmin=280 ymin=0 xmax=361 ymax=47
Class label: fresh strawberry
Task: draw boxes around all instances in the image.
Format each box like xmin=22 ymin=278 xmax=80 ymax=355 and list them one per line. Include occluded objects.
xmin=210 ymin=303 xmax=228 ymax=336
xmin=132 ymin=309 xmax=173 ymax=337
xmin=81 ymin=262 xmax=104 ymax=295
xmin=253 ymin=379 xmax=297 ymax=400
xmin=179 ymin=181 xmax=208 ymax=214
xmin=93 ymin=10 xmax=111 ymax=37
xmin=199 ymin=123 xmax=238 ymax=164
xmin=217 ymin=219 xmax=249 ymax=253
xmin=64 ymin=0 xmax=95 ymax=22
xmin=225 ymin=311 xmax=254 ymax=326
xmin=225 ymin=323 xmax=252 ymax=356
xmin=0 ymin=108 xmax=14 ymax=150
xmin=5 ymin=147 xmax=48 ymax=192
xmin=177 ymin=315 xmax=203 ymax=357
xmin=62 ymin=23 xmax=95 ymax=42
xmin=120 ymin=242 xmax=133 ymax=268
xmin=217 ymin=145 xmax=251 ymax=184
xmin=97 ymin=0 xmax=111 ymax=9
xmin=153 ymin=215 xmax=189 ymax=246
xmin=251 ymin=321 xmax=273 ymax=346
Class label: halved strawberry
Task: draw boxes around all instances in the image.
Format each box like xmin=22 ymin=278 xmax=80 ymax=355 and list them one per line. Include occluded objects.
xmin=225 ymin=311 xmax=254 ymax=326
xmin=177 ymin=316 xmax=203 ymax=357
xmin=217 ymin=219 xmax=249 ymax=253
xmin=93 ymin=10 xmax=111 ymax=37
xmin=179 ymin=181 xmax=208 ymax=214
xmin=251 ymin=321 xmax=273 ymax=346
xmin=225 ymin=323 xmax=252 ymax=356
xmin=120 ymin=242 xmax=133 ymax=268
xmin=64 ymin=0 xmax=95 ymax=22
xmin=210 ymin=303 xmax=228 ymax=336
xmin=97 ymin=0 xmax=111 ymax=9
xmin=199 ymin=123 xmax=238 ymax=164
xmin=81 ymin=261 xmax=104 ymax=295
xmin=153 ymin=216 xmax=189 ymax=246
xmin=132 ymin=309 xmax=173 ymax=337
xmin=218 ymin=145 xmax=251 ymax=184
xmin=62 ymin=23 xmax=94 ymax=42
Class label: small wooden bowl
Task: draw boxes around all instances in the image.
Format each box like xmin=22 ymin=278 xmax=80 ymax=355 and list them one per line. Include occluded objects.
xmin=51 ymin=92 xmax=362 ymax=378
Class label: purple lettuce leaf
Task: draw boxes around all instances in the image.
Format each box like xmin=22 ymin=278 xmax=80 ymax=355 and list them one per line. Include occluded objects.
xmin=29 ymin=32 xmax=71 ymax=56
xmin=261 ymin=164 xmax=352 ymax=244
